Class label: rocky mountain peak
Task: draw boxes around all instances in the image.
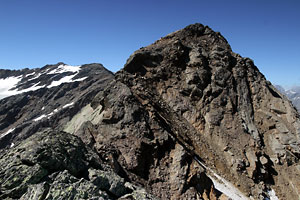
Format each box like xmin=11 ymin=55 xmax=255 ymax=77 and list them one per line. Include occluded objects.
xmin=116 ymin=23 xmax=300 ymax=199
xmin=1 ymin=24 xmax=300 ymax=200
xmin=123 ymin=23 xmax=232 ymax=75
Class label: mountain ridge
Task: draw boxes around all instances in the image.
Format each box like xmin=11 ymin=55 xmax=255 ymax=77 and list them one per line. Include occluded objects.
xmin=0 ymin=23 xmax=300 ymax=199
xmin=0 ymin=62 xmax=113 ymax=100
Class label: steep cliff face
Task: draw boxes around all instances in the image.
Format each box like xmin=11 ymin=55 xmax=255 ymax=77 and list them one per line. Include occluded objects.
xmin=115 ymin=24 xmax=300 ymax=199
xmin=76 ymin=80 xmax=223 ymax=199
xmin=1 ymin=23 xmax=300 ymax=200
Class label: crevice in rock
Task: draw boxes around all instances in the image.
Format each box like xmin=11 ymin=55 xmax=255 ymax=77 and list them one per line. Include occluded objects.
xmin=266 ymin=84 xmax=282 ymax=99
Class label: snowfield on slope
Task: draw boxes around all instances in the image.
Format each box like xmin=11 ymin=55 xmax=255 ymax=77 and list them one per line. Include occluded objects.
xmin=0 ymin=64 xmax=87 ymax=100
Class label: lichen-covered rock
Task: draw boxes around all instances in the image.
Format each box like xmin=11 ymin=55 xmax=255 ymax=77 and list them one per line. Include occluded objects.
xmin=0 ymin=163 xmax=48 ymax=199
xmin=88 ymin=168 xmax=130 ymax=197
xmin=0 ymin=128 xmax=157 ymax=200
xmin=20 ymin=182 xmax=49 ymax=200
xmin=43 ymin=170 xmax=111 ymax=200
xmin=120 ymin=182 xmax=159 ymax=200
xmin=0 ymin=129 xmax=103 ymax=199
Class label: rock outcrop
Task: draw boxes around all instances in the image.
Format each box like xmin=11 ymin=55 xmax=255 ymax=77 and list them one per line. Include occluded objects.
xmin=1 ymin=23 xmax=300 ymax=199
xmin=0 ymin=129 xmax=156 ymax=199
xmin=114 ymin=23 xmax=300 ymax=199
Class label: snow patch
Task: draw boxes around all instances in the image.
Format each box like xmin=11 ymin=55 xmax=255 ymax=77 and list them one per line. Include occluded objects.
xmin=5 ymin=128 xmax=15 ymax=134
xmin=207 ymin=173 xmax=249 ymax=200
xmin=73 ymin=76 xmax=88 ymax=82
xmin=47 ymin=64 xmax=81 ymax=74
xmin=47 ymin=112 xmax=54 ymax=119
xmin=266 ymin=189 xmax=279 ymax=200
xmin=0 ymin=64 xmax=85 ymax=100
xmin=47 ymin=75 xmax=86 ymax=88
xmin=33 ymin=114 xmax=47 ymax=122
xmin=0 ymin=128 xmax=15 ymax=139
xmin=63 ymin=102 xmax=74 ymax=108
xmin=36 ymin=102 xmax=75 ymax=121
xmin=27 ymin=73 xmax=41 ymax=81
xmin=18 ymin=82 xmax=44 ymax=93
xmin=47 ymin=74 xmax=77 ymax=88
xmin=0 ymin=76 xmax=22 ymax=99
xmin=25 ymin=72 xmax=35 ymax=77
xmin=46 ymin=64 xmax=84 ymax=88
xmin=0 ymin=76 xmax=44 ymax=100
xmin=194 ymin=157 xmax=249 ymax=200
xmin=34 ymin=106 xmax=67 ymax=121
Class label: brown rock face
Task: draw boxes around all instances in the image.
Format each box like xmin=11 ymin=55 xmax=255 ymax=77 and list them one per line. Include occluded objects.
xmin=77 ymin=80 xmax=220 ymax=199
xmin=109 ymin=23 xmax=300 ymax=199
xmin=63 ymin=24 xmax=300 ymax=199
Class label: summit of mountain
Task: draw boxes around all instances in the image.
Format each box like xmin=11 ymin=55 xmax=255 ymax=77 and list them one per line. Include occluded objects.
xmin=1 ymin=23 xmax=300 ymax=199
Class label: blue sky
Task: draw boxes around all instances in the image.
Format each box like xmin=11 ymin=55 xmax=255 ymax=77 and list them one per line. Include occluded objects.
xmin=0 ymin=0 xmax=299 ymax=87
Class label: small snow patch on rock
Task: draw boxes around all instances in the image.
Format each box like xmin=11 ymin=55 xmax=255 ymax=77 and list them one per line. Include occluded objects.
xmin=33 ymin=114 xmax=47 ymax=122
xmin=63 ymin=102 xmax=74 ymax=109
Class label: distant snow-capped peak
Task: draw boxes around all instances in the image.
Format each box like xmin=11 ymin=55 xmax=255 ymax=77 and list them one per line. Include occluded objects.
xmin=0 ymin=64 xmax=87 ymax=100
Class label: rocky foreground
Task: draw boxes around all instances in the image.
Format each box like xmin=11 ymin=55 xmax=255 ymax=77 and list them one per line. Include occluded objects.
xmin=1 ymin=23 xmax=300 ymax=199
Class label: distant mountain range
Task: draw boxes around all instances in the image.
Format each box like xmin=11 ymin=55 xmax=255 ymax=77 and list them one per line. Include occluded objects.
xmin=0 ymin=62 xmax=101 ymax=100
xmin=275 ymin=85 xmax=300 ymax=112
